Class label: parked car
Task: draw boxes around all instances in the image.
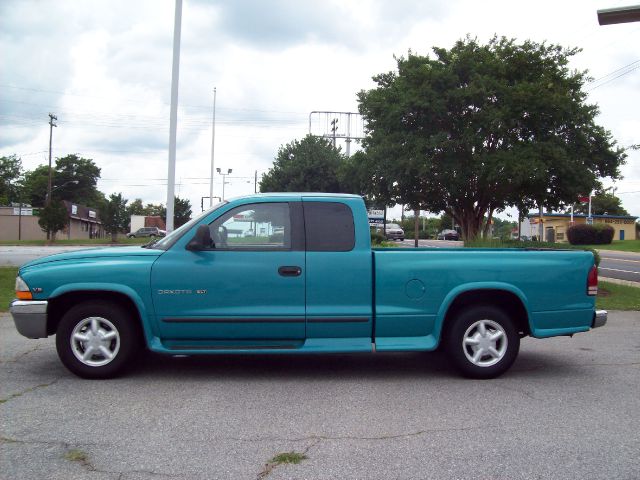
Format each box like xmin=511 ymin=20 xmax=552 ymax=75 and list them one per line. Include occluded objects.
xmin=383 ymin=223 xmax=405 ymax=241
xmin=10 ymin=193 xmax=605 ymax=380
xmin=126 ymin=227 xmax=166 ymax=238
xmin=437 ymin=229 xmax=460 ymax=240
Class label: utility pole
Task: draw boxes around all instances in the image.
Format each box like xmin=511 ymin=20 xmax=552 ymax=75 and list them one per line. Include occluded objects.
xmin=345 ymin=112 xmax=352 ymax=157
xmin=46 ymin=113 xmax=57 ymax=241
xmin=330 ymin=118 xmax=338 ymax=148
xmin=46 ymin=113 xmax=57 ymax=207
xmin=254 ymin=170 xmax=258 ymax=193
xmin=166 ymin=0 xmax=182 ymax=233
xmin=209 ymin=87 xmax=217 ymax=207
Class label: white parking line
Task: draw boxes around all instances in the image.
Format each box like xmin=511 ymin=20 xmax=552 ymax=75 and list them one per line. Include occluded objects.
xmin=599 ymin=257 xmax=640 ymax=264
xmin=599 ymin=267 xmax=640 ymax=274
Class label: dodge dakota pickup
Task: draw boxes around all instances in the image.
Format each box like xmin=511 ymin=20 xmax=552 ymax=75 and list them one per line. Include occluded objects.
xmin=10 ymin=193 xmax=607 ymax=379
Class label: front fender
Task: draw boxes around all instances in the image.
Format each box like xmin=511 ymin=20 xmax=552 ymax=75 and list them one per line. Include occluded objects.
xmin=49 ymin=282 xmax=156 ymax=342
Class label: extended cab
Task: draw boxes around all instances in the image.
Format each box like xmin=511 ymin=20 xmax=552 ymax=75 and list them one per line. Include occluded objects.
xmin=10 ymin=193 xmax=607 ymax=379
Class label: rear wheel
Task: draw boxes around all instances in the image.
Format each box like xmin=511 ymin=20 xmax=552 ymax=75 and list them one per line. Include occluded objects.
xmin=55 ymin=301 xmax=141 ymax=379
xmin=445 ymin=305 xmax=519 ymax=379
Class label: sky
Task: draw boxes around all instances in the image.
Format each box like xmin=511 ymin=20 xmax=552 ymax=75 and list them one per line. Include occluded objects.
xmin=1 ymin=0 xmax=639 ymax=222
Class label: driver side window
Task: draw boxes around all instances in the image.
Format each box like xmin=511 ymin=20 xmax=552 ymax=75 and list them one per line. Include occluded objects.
xmin=209 ymin=203 xmax=291 ymax=250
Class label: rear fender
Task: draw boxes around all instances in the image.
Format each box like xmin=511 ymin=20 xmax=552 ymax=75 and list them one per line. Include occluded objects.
xmin=434 ymin=282 xmax=532 ymax=342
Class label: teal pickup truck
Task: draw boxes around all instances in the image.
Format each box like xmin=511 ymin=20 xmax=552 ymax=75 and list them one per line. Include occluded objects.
xmin=10 ymin=193 xmax=606 ymax=379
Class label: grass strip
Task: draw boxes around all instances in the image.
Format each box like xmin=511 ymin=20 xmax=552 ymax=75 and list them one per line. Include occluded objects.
xmin=597 ymin=281 xmax=640 ymax=311
xmin=0 ymin=267 xmax=18 ymax=311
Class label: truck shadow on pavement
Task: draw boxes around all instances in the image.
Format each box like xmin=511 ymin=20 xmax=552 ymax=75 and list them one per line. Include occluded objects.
xmin=120 ymin=349 xmax=582 ymax=381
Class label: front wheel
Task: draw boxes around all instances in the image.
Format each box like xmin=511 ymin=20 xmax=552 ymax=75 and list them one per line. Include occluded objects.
xmin=56 ymin=301 xmax=141 ymax=379
xmin=445 ymin=305 xmax=519 ymax=379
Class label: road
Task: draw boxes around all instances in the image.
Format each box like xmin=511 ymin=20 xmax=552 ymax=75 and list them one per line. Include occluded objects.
xmin=1 ymin=243 xmax=638 ymax=284
xmin=0 ymin=245 xmax=116 ymax=267
xmin=1 ymin=311 xmax=638 ymax=479
xmin=597 ymin=250 xmax=640 ymax=284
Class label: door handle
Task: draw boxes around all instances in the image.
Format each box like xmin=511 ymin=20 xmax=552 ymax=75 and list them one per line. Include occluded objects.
xmin=278 ymin=266 xmax=302 ymax=277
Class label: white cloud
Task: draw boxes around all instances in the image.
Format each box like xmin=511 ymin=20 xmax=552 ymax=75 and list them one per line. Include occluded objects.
xmin=1 ymin=0 xmax=638 ymax=219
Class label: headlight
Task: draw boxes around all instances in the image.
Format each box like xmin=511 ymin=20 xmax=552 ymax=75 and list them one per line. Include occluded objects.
xmin=15 ymin=276 xmax=33 ymax=300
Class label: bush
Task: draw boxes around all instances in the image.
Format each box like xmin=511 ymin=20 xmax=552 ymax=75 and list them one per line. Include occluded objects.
xmin=567 ymin=224 xmax=614 ymax=245
xmin=371 ymin=230 xmax=386 ymax=245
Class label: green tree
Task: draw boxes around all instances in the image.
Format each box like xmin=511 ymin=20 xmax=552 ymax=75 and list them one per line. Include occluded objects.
xmin=0 ymin=155 xmax=23 ymax=205
xmin=157 ymin=196 xmax=192 ymax=228
xmin=173 ymin=197 xmax=192 ymax=227
xmin=54 ymin=154 xmax=102 ymax=207
xmin=100 ymin=193 xmax=129 ymax=242
xmin=491 ymin=217 xmax=518 ymax=240
xmin=126 ymin=198 xmax=146 ymax=217
xmin=357 ymin=37 xmax=625 ymax=240
xmin=144 ymin=203 xmax=165 ymax=217
xmin=38 ymin=201 xmax=68 ymax=242
xmin=573 ymin=191 xmax=629 ymax=216
xmin=21 ymin=165 xmax=50 ymax=206
xmin=22 ymin=154 xmax=103 ymax=207
xmin=260 ymin=135 xmax=344 ymax=193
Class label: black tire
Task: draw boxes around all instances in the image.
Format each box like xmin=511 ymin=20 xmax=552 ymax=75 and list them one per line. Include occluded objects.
xmin=55 ymin=301 xmax=141 ymax=379
xmin=444 ymin=305 xmax=519 ymax=379
xmin=129 ymin=235 xmax=136 ymax=238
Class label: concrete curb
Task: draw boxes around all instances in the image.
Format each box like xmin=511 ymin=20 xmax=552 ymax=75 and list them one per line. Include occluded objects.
xmin=600 ymin=276 xmax=640 ymax=288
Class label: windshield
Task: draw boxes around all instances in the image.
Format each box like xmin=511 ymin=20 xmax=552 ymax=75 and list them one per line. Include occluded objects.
xmin=387 ymin=224 xmax=401 ymax=229
xmin=147 ymin=201 xmax=227 ymax=250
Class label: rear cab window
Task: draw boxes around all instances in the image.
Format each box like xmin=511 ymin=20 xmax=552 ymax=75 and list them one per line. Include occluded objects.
xmin=303 ymin=202 xmax=355 ymax=252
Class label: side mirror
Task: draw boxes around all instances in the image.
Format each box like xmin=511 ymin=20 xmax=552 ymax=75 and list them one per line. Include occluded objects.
xmin=186 ymin=225 xmax=213 ymax=251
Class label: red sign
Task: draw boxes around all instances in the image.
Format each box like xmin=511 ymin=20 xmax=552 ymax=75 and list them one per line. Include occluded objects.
xmin=578 ymin=196 xmax=589 ymax=203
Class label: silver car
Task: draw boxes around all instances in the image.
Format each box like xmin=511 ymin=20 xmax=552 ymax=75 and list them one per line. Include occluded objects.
xmin=383 ymin=223 xmax=405 ymax=241
xmin=126 ymin=227 xmax=166 ymax=238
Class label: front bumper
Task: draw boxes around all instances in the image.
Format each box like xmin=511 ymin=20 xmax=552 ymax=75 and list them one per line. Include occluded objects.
xmin=592 ymin=310 xmax=607 ymax=329
xmin=9 ymin=300 xmax=49 ymax=338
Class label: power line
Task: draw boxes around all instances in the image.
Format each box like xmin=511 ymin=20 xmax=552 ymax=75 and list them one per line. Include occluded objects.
xmin=588 ymin=59 xmax=640 ymax=84
xmin=0 ymin=84 xmax=308 ymax=115
xmin=586 ymin=63 xmax=640 ymax=91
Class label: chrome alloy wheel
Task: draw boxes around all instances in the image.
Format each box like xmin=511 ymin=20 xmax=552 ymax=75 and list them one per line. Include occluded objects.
xmin=70 ymin=317 xmax=121 ymax=367
xmin=462 ymin=319 xmax=508 ymax=367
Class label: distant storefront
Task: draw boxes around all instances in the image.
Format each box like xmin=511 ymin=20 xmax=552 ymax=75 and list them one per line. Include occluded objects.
xmin=0 ymin=201 xmax=104 ymax=241
xmin=523 ymin=213 xmax=638 ymax=242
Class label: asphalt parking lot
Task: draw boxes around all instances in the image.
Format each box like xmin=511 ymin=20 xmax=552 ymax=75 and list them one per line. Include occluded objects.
xmin=1 ymin=311 xmax=639 ymax=480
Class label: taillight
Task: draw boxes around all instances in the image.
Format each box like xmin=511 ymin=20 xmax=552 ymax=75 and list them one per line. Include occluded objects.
xmin=587 ymin=265 xmax=598 ymax=296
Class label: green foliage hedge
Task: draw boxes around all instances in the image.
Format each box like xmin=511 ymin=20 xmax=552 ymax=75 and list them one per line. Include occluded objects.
xmin=567 ymin=224 xmax=614 ymax=245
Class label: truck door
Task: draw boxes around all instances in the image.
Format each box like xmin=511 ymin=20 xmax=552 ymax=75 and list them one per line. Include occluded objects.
xmin=150 ymin=201 xmax=306 ymax=343
xmin=302 ymin=198 xmax=373 ymax=340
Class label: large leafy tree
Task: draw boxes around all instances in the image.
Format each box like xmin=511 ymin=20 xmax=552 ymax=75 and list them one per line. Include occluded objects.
xmin=0 ymin=154 xmax=23 ymax=205
xmin=22 ymin=154 xmax=103 ymax=207
xmin=357 ymin=37 xmax=626 ymax=240
xmin=260 ymin=135 xmax=344 ymax=193
xmin=100 ymin=193 xmax=129 ymax=242
xmin=53 ymin=154 xmax=103 ymax=207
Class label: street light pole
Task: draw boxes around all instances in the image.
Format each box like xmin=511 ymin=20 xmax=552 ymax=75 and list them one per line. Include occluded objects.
xmin=166 ymin=0 xmax=182 ymax=233
xmin=216 ymin=168 xmax=232 ymax=201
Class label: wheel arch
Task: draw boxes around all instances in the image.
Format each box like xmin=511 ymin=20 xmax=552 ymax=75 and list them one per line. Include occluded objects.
xmin=435 ymin=283 xmax=532 ymax=344
xmin=46 ymin=285 xmax=152 ymax=343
